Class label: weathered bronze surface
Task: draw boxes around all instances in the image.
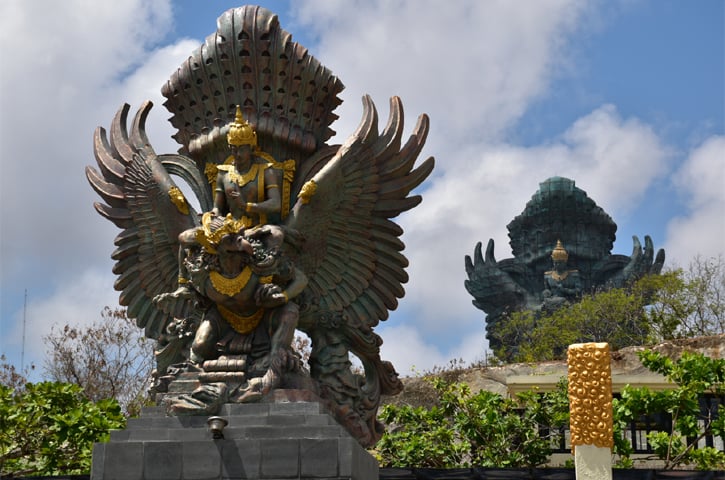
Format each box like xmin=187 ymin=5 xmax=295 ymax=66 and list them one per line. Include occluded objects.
xmin=465 ymin=176 xmax=664 ymax=351
xmin=87 ymin=5 xmax=434 ymax=447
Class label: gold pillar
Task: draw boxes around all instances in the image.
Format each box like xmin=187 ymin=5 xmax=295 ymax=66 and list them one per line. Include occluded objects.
xmin=567 ymin=342 xmax=614 ymax=451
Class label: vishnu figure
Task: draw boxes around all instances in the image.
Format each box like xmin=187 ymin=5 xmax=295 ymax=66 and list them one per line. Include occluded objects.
xmin=169 ymin=107 xmax=284 ymax=300
xmin=542 ymin=240 xmax=582 ymax=312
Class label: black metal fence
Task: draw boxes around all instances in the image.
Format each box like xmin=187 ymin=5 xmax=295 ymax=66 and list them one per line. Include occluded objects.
xmin=380 ymin=468 xmax=725 ymax=479
xmin=9 ymin=471 xmax=725 ymax=480
xmin=547 ymin=393 xmax=724 ymax=455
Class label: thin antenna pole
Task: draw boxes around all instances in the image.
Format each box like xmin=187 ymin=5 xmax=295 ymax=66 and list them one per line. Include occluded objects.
xmin=21 ymin=289 xmax=27 ymax=372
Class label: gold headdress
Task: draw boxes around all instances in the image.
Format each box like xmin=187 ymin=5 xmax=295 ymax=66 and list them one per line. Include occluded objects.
xmin=195 ymin=212 xmax=248 ymax=254
xmin=551 ymin=239 xmax=569 ymax=262
xmin=227 ymin=106 xmax=257 ymax=147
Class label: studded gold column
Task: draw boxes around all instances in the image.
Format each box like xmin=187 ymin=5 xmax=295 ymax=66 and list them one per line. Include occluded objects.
xmin=568 ymin=342 xmax=613 ymax=480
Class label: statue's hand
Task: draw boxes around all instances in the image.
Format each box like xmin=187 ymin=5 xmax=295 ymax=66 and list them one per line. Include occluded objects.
xmin=465 ymin=239 xmax=499 ymax=277
xmin=153 ymin=286 xmax=193 ymax=313
xmin=623 ymin=235 xmax=666 ymax=281
xmin=465 ymin=239 xmax=528 ymax=312
xmin=255 ymin=283 xmax=286 ymax=308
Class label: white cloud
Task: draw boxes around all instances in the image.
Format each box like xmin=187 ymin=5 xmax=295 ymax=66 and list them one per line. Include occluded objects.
xmin=0 ymin=0 xmax=192 ymax=368
xmin=376 ymin=324 xmax=449 ymax=376
xmin=0 ymin=0 xmax=180 ymax=280
xmin=376 ymin=322 xmax=490 ymax=376
xmin=293 ymin=0 xmax=588 ymax=148
xmin=665 ymin=135 xmax=725 ymax=265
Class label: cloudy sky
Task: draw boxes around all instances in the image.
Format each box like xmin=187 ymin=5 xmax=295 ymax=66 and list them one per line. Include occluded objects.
xmin=1 ymin=0 xmax=723 ymax=380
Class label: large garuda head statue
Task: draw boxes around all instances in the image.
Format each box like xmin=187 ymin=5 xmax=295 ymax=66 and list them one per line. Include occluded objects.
xmin=86 ymin=5 xmax=434 ymax=447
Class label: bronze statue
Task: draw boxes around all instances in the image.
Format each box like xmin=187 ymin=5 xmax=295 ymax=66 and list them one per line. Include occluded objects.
xmin=465 ymin=176 xmax=664 ymax=351
xmin=86 ymin=5 xmax=434 ymax=447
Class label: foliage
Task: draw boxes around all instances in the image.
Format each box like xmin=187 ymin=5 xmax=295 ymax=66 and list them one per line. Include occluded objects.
xmin=375 ymin=377 xmax=570 ymax=468
xmin=0 ymin=381 xmax=125 ymax=477
xmin=612 ymin=350 xmax=725 ymax=470
xmin=43 ymin=306 xmax=154 ymax=416
xmin=492 ymin=256 xmax=725 ymax=363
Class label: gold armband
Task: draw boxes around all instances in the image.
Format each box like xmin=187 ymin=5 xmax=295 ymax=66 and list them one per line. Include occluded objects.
xmin=281 ymin=290 xmax=289 ymax=303
xmin=266 ymin=184 xmax=280 ymax=189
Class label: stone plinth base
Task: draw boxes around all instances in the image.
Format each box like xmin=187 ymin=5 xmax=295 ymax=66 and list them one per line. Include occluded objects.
xmin=91 ymin=394 xmax=378 ymax=479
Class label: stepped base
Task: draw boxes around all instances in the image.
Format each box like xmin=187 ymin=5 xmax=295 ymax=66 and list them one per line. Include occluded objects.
xmin=91 ymin=391 xmax=378 ymax=479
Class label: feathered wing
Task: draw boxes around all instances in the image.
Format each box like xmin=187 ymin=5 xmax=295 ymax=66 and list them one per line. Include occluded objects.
xmin=86 ymin=102 xmax=203 ymax=339
xmin=283 ymin=95 xmax=433 ymax=445
xmin=287 ymin=95 xmax=434 ymax=330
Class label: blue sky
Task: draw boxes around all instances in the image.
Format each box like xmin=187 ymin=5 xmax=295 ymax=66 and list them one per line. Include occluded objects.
xmin=1 ymin=0 xmax=723 ymax=380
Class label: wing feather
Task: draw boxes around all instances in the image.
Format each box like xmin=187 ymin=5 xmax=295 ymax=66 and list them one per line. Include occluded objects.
xmin=288 ymin=95 xmax=433 ymax=329
xmin=86 ymin=102 xmax=198 ymax=340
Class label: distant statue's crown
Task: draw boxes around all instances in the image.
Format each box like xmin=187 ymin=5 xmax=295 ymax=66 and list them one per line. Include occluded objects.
xmin=227 ymin=106 xmax=257 ymax=147
xmin=551 ymin=239 xmax=569 ymax=261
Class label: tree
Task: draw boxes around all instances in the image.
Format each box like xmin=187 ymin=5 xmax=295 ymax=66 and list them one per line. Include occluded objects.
xmin=43 ymin=306 xmax=154 ymax=416
xmin=613 ymin=350 xmax=725 ymax=470
xmin=643 ymin=255 xmax=725 ymax=340
xmin=491 ymin=256 xmax=725 ymax=363
xmin=0 ymin=381 xmax=125 ymax=477
xmin=492 ymin=285 xmax=652 ymax=362
xmin=375 ymin=377 xmax=570 ymax=468
xmin=0 ymin=354 xmax=34 ymax=393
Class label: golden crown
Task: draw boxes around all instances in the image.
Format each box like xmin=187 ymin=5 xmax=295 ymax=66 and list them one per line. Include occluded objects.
xmin=551 ymin=239 xmax=569 ymax=262
xmin=227 ymin=106 xmax=257 ymax=147
xmin=195 ymin=212 xmax=248 ymax=254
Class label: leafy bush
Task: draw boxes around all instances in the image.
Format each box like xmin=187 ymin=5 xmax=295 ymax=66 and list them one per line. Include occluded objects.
xmin=0 ymin=381 xmax=125 ymax=477
xmin=375 ymin=377 xmax=569 ymax=468
xmin=613 ymin=350 xmax=725 ymax=470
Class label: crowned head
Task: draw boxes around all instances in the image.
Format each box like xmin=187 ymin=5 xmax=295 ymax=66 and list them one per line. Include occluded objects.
xmin=551 ymin=239 xmax=569 ymax=262
xmin=227 ymin=106 xmax=257 ymax=147
xmin=195 ymin=212 xmax=250 ymax=255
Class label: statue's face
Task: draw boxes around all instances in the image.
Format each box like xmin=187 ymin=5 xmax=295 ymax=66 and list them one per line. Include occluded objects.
xmin=229 ymin=144 xmax=253 ymax=166
xmin=553 ymin=259 xmax=567 ymax=272
xmin=218 ymin=233 xmax=253 ymax=258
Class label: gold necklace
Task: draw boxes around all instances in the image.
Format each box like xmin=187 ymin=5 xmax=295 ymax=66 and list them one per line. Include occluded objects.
xmin=226 ymin=163 xmax=260 ymax=187
xmin=549 ymin=270 xmax=570 ymax=281
xmin=209 ymin=267 xmax=253 ymax=297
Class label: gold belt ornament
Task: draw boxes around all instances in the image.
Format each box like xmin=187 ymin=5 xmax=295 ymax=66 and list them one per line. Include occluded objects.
xmin=218 ymin=304 xmax=265 ymax=334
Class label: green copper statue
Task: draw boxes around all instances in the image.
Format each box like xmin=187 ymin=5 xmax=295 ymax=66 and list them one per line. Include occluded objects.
xmin=465 ymin=176 xmax=665 ymax=351
xmin=87 ymin=5 xmax=434 ymax=447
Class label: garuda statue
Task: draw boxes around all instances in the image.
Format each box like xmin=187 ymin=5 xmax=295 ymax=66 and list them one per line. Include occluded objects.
xmin=86 ymin=5 xmax=434 ymax=447
xmin=464 ymin=176 xmax=664 ymax=351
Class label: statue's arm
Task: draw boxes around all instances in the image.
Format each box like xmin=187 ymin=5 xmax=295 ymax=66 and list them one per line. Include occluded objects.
xmin=247 ymin=168 xmax=281 ymax=215
xmin=211 ymin=173 xmax=227 ymax=216
xmin=283 ymin=267 xmax=308 ymax=301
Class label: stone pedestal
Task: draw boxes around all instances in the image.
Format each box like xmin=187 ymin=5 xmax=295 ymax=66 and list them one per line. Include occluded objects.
xmin=91 ymin=393 xmax=379 ymax=480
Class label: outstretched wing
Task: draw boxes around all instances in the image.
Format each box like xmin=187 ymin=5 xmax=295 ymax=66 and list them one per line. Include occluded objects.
xmin=287 ymin=95 xmax=434 ymax=330
xmin=86 ymin=102 xmax=204 ymax=339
